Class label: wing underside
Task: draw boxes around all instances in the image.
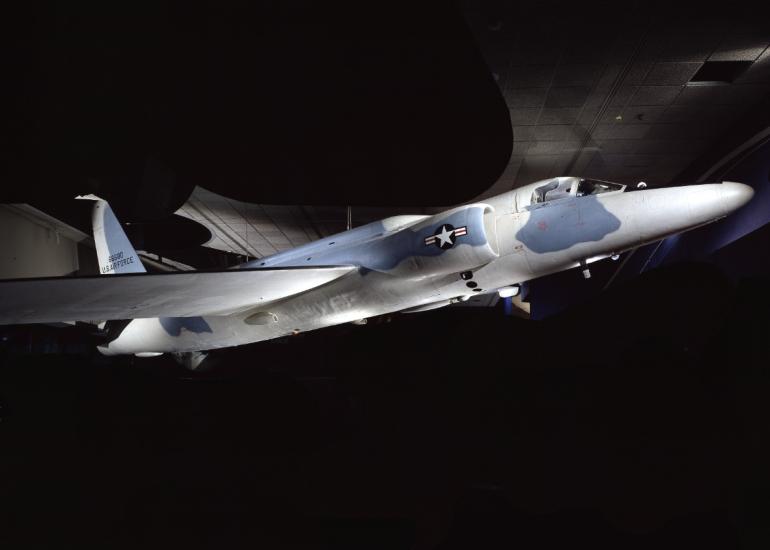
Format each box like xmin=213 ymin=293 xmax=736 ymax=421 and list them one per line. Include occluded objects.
xmin=0 ymin=266 xmax=355 ymax=325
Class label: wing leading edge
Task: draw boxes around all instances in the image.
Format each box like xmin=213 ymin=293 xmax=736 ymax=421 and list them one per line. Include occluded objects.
xmin=0 ymin=266 xmax=355 ymax=325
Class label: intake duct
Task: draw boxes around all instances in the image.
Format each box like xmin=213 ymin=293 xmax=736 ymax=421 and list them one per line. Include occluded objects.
xmin=396 ymin=204 xmax=499 ymax=278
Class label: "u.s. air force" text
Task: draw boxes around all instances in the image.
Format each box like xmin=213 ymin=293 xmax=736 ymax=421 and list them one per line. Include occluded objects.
xmin=101 ymin=251 xmax=134 ymax=273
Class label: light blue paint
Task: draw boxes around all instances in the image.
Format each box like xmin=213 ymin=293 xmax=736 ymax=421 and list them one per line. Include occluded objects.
xmin=244 ymin=206 xmax=490 ymax=273
xmin=159 ymin=317 xmax=213 ymax=336
xmin=99 ymin=202 xmax=146 ymax=274
xmin=516 ymin=196 xmax=621 ymax=253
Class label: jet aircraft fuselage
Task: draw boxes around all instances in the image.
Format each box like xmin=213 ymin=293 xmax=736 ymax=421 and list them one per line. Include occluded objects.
xmin=98 ymin=177 xmax=753 ymax=356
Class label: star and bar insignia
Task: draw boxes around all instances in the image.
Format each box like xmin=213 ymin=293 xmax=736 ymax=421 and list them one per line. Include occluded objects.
xmin=424 ymin=224 xmax=468 ymax=250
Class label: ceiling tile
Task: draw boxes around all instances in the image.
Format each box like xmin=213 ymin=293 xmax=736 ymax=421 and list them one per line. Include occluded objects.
xmin=218 ymin=211 xmax=245 ymax=223
xmin=538 ymin=107 xmax=581 ymax=125
xmin=577 ymin=108 xmax=601 ymax=126
xmin=636 ymin=34 xmax=666 ymax=61
xmin=658 ymin=33 xmax=722 ymax=62
xmin=507 ymin=65 xmax=553 ymax=88
xmin=583 ymin=93 xmax=607 ymax=111
xmin=501 ymin=157 xmax=524 ymax=178
xmin=596 ymin=166 xmax=652 ymax=184
xmin=657 ymin=154 xmax=694 ymax=170
xmin=227 ymin=200 xmax=248 ymax=215
xmin=226 ymin=223 xmax=249 ymax=234
xmin=659 ymin=17 xmax=723 ymax=35
xmin=255 ymin=246 xmax=278 ymax=257
xmin=653 ymin=168 xmax=687 ymax=185
xmin=593 ymin=123 xmax=652 ymax=140
xmin=644 ymin=62 xmax=703 ymax=85
xmin=570 ymin=149 xmax=599 ymax=175
xmin=509 ymin=44 xmax=561 ymax=66
xmin=658 ymin=104 xmax=708 ymax=122
xmin=563 ymin=38 xmax=623 ymax=63
xmin=513 ymin=126 xmax=536 ymax=141
xmin=482 ymin=157 xmax=524 ymax=196
xmin=253 ymin=223 xmax=279 ymax=232
xmin=512 ymin=141 xmax=531 ymax=155
xmin=266 ymin=237 xmax=291 ymax=248
xmin=644 ymin=124 xmax=695 ymax=140
xmin=659 ymin=103 xmax=739 ymax=126
xmin=601 ymin=106 xmax=668 ymax=124
xmin=595 ymin=153 xmax=657 ymax=168
xmin=533 ymin=125 xmax=584 ymax=141
xmin=595 ymin=65 xmax=623 ymax=92
xmin=595 ymin=139 xmax=643 ymax=154
xmin=675 ymin=83 xmax=770 ymax=105
xmin=509 ymin=108 xmax=540 ymax=126
xmin=246 ymin=236 xmax=271 ymax=247
xmin=547 ymin=154 xmax=576 ymax=178
xmin=736 ymin=49 xmax=770 ymax=83
xmin=603 ymin=36 xmax=645 ymax=63
xmin=505 ymin=88 xmax=548 ymax=108
xmin=527 ymin=141 xmax=582 ymax=155
xmin=517 ymin=156 xmax=557 ymax=185
xmin=625 ymin=154 xmax=669 ymax=168
xmin=283 ymin=229 xmax=308 ymax=239
xmin=545 ymin=87 xmax=592 ymax=107
xmin=608 ymin=85 xmax=637 ymax=107
xmin=259 ymin=228 xmax=285 ymax=238
xmin=581 ymin=163 xmax=603 ymax=179
xmin=628 ymin=86 xmax=682 ymax=106
xmin=624 ymin=61 xmax=655 ymax=85
xmin=552 ymin=64 xmax=604 ymax=87
xmin=710 ymin=34 xmax=770 ymax=62
xmin=634 ymin=139 xmax=710 ymax=154
xmin=646 ymin=119 xmax=733 ymax=140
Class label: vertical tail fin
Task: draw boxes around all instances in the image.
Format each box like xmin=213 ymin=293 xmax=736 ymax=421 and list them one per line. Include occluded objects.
xmin=77 ymin=195 xmax=146 ymax=275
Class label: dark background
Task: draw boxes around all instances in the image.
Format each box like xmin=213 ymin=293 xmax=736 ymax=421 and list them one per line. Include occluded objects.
xmin=0 ymin=0 xmax=510 ymax=220
xmin=3 ymin=262 xmax=770 ymax=548
xmin=3 ymin=1 xmax=770 ymax=548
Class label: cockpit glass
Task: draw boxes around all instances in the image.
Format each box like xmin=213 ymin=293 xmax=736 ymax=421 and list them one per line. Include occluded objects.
xmin=531 ymin=178 xmax=624 ymax=204
xmin=576 ymin=179 xmax=624 ymax=196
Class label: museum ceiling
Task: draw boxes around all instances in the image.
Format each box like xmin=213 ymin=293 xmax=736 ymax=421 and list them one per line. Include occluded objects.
xmin=176 ymin=2 xmax=770 ymax=259
xmin=4 ymin=2 xmax=769 ymax=265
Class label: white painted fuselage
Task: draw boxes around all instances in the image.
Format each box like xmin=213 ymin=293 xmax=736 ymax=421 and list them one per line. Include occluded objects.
xmin=99 ymin=179 xmax=753 ymax=355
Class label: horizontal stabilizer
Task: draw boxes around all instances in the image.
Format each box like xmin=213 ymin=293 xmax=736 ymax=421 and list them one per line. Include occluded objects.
xmin=0 ymin=266 xmax=355 ymax=325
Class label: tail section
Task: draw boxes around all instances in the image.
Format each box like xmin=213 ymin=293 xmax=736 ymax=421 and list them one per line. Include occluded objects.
xmin=77 ymin=195 xmax=146 ymax=275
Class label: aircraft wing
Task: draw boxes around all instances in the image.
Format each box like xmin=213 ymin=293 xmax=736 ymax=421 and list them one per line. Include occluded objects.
xmin=0 ymin=266 xmax=355 ymax=325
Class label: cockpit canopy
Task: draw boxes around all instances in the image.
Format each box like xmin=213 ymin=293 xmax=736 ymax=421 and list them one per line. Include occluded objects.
xmin=530 ymin=177 xmax=625 ymax=205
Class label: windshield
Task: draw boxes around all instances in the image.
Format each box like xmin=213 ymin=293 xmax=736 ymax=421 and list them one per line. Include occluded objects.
xmin=576 ymin=179 xmax=625 ymax=196
xmin=531 ymin=178 xmax=624 ymax=204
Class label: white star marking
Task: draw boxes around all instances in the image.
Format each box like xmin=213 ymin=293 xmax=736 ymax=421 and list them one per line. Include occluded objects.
xmin=436 ymin=226 xmax=454 ymax=247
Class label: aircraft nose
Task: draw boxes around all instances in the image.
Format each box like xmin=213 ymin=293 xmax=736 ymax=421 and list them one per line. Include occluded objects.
xmin=719 ymin=181 xmax=754 ymax=215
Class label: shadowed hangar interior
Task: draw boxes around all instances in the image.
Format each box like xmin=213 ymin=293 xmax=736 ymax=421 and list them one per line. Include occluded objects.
xmin=2 ymin=2 xmax=770 ymax=548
